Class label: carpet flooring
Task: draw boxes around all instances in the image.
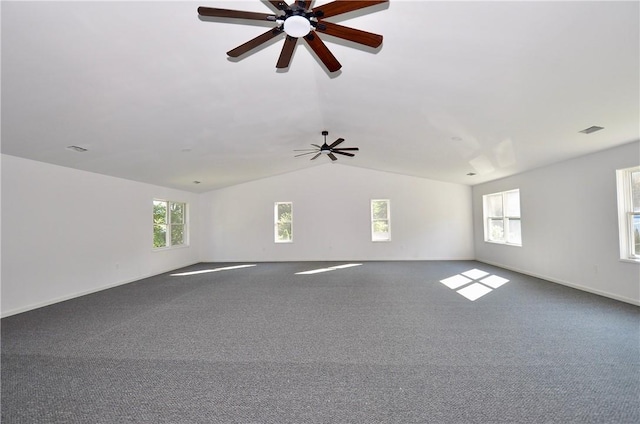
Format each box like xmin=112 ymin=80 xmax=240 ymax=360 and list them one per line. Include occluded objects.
xmin=2 ymin=261 xmax=639 ymax=423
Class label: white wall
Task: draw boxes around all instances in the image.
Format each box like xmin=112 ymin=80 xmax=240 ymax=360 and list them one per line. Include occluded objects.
xmin=1 ymin=154 xmax=201 ymax=317
xmin=4 ymin=142 xmax=636 ymax=314
xmin=473 ymin=141 xmax=640 ymax=305
xmin=199 ymin=164 xmax=474 ymax=262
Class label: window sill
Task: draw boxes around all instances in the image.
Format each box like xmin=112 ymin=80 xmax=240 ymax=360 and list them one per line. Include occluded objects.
xmin=152 ymin=244 xmax=190 ymax=252
xmin=484 ymin=240 xmax=522 ymax=247
xmin=620 ymin=258 xmax=640 ymax=264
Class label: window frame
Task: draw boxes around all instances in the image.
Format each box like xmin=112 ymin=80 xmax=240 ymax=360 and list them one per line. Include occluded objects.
xmin=616 ymin=166 xmax=640 ymax=262
xmin=274 ymin=201 xmax=293 ymax=243
xmin=371 ymin=199 xmax=391 ymax=242
xmin=153 ymin=199 xmax=188 ymax=250
xmin=483 ymin=189 xmax=522 ymax=247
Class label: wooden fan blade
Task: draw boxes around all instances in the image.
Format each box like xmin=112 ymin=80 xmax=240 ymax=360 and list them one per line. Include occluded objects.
xmin=332 ymin=151 xmax=355 ymax=157
xmin=328 ymin=153 xmax=338 ymax=161
xmin=198 ymin=7 xmax=277 ymax=21
xmin=267 ymin=1 xmax=290 ymax=11
xmin=316 ymin=21 xmax=383 ymax=48
xmin=277 ymin=36 xmax=298 ymax=68
xmin=294 ymin=148 xmax=319 ymax=151
xmin=227 ymin=28 xmax=283 ymax=57
xmin=312 ymin=1 xmax=387 ymax=19
xmin=333 ymin=147 xmax=359 ymax=151
xmin=329 ymin=138 xmax=345 ymax=148
xmin=311 ymin=144 xmax=321 ymax=148
xmin=311 ymin=152 xmax=322 ymax=160
xmin=303 ymin=33 xmax=341 ymax=72
xmin=295 ymin=151 xmax=319 ymax=157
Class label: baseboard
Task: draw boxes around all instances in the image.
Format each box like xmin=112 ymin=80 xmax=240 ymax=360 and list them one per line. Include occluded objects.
xmin=199 ymin=257 xmax=478 ymax=263
xmin=1 ymin=262 xmax=200 ymax=318
xmin=477 ymin=259 xmax=640 ymax=307
xmin=7 ymin=259 xmax=634 ymax=317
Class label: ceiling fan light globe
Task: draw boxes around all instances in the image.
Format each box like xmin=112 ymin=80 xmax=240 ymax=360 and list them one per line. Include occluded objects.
xmin=284 ymin=15 xmax=311 ymax=38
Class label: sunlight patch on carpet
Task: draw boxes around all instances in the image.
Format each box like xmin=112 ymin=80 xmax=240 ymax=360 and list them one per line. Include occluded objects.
xmin=296 ymin=263 xmax=362 ymax=275
xmin=171 ymin=264 xmax=256 ymax=276
xmin=439 ymin=269 xmax=510 ymax=301
xmin=440 ymin=274 xmax=472 ymax=289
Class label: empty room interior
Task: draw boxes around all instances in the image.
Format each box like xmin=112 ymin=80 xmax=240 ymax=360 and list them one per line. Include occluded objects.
xmin=1 ymin=1 xmax=639 ymax=423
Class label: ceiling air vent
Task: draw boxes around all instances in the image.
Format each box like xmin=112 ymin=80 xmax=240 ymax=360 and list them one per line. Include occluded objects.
xmin=579 ymin=126 xmax=604 ymax=134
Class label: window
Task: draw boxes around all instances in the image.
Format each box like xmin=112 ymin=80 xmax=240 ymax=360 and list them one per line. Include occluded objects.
xmin=616 ymin=166 xmax=640 ymax=261
xmin=275 ymin=202 xmax=293 ymax=243
xmin=371 ymin=199 xmax=391 ymax=241
xmin=483 ymin=189 xmax=521 ymax=246
xmin=153 ymin=200 xmax=187 ymax=249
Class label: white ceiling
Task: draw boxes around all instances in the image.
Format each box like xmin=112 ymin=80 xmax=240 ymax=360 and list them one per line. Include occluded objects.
xmin=2 ymin=1 xmax=639 ymax=193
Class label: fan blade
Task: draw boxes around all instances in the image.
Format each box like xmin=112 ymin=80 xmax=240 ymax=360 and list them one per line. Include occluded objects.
xmin=333 ymin=147 xmax=359 ymax=151
xmin=198 ymin=7 xmax=277 ymax=21
xmin=295 ymin=151 xmax=319 ymax=157
xmin=328 ymin=153 xmax=338 ymax=161
xmin=312 ymin=1 xmax=387 ymax=19
xmin=294 ymin=148 xmax=319 ymax=151
xmin=329 ymin=138 xmax=345 ymax=148
xmin=316 ymin=21 xmax=383 ymax=48
xmin=311 ymin=144 xmax=321 ymax=148
xmin=311 ymin=152 xmax=322 ymax=160
xmin=267 ymin=1 xmax=290 ymax=11
xmin=227 ymin=28 xmax=283 ymax=57
xmin=302 ymin=1 xmax=312 ymax=9
xmin=332 ymin=151 xmax=355 ymax=157
xmin=277 ymin=36 xmax=298 ymax=68
xmin=303 ymin=33 xmax=341 ymax=72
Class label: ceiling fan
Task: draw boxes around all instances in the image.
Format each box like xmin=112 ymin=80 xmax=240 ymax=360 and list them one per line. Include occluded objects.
xmin=197 ymin=0 xmax=388 ymax=72
xmin=295 ymin=131 xmax=359 ymax=161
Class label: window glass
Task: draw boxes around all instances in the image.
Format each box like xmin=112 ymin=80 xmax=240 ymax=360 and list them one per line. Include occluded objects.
xmin=371 ymin=199 xmax=391 ymax=241
xmin=633 ymin=215 xmax=640 ymax=256
xmin=153 ymin=200 xmax=187 ymax=249
xmin=153 ymin=200 xmax=168 ymax=248
xmin=275 ymin=202 xmax=293 ymax=242
xmin=154 ymin=225 xmax=167 ymax=248
xmin=616 ymin=166 xmax=640 ymax=261
xmin=483 ymin=189 xmax=521 ymax=246
xmin=488 ymin=219 xmax=504 ymax=242
xmin=487 ymin=194 xmax=503 ymax=217
xmin=154 ymin=201 xmax=167 ymax=224
xmin=507 ymin=219 xmax=522 ymax=245
xmin=632 ymin=170 xmax=640 ymax=213
xmin=372 ymin=201 xmax=388 ymax=220
xmin=171 ymin=224 xmax=185 ymax=246
xmin=505 ymin=190 xmax=520 ymax=217
xmin=171 ymin=202 xmax=185 ymax=224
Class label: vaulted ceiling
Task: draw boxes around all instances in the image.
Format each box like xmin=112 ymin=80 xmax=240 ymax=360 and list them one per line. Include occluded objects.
xmin=2 ymin=1 xmax=638 ymax=193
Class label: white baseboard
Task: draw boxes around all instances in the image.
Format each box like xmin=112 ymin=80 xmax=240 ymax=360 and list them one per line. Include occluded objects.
xmin=5 ymin=259 xmax=635 ymax=317
xmin=477 ymin=259 xmax=640 ymax=307
xmin=1 ymin=262 xmax=200 ymax=318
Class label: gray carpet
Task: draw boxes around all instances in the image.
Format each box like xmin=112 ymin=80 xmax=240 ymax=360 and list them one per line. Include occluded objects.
xmin=2 ymin=261 xmax=639 ymax=423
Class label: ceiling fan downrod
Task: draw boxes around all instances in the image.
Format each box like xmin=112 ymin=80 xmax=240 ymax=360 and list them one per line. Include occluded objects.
xmin=320 ymin=130 xmax=331 ymax=153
